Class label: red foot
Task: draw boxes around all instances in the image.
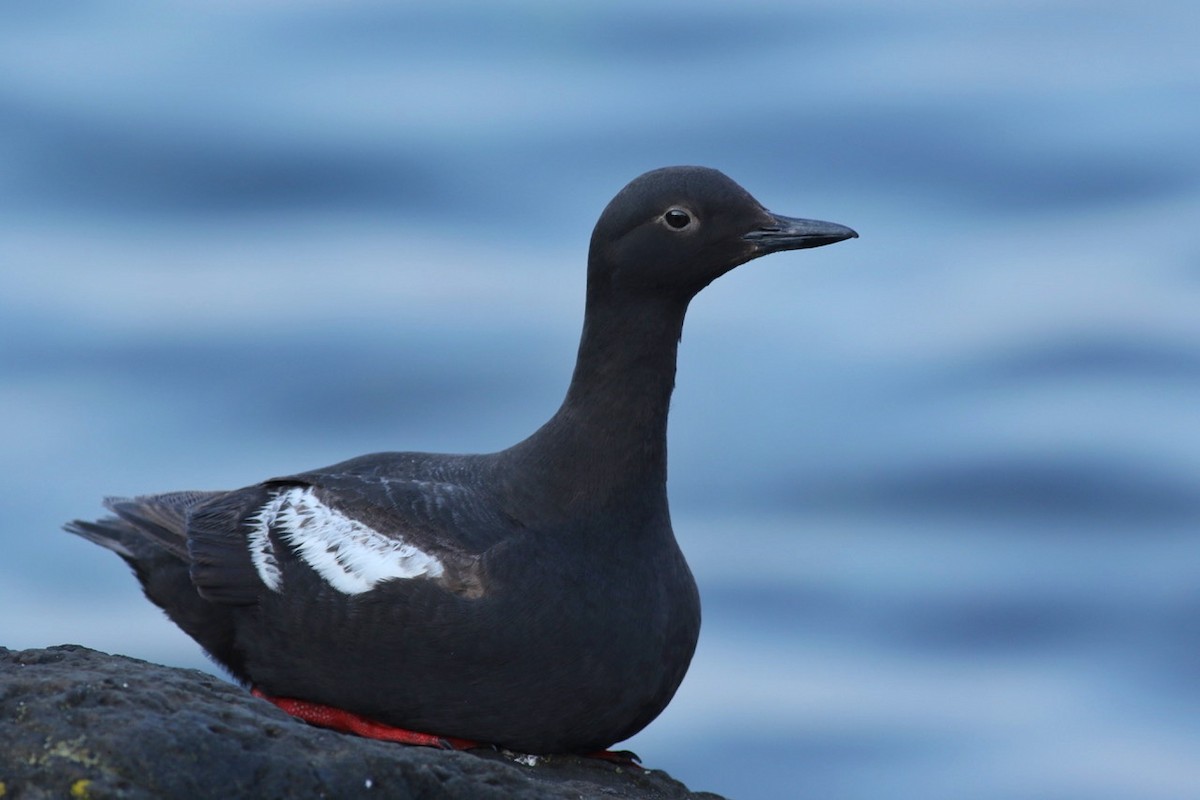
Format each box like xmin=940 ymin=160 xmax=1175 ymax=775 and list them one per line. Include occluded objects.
xmin=251 ymin=688 xmax=479 ymax=750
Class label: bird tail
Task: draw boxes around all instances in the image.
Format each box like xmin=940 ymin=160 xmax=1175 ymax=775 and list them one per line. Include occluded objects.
xmin=64 ymin=491 xmax=221 ymax=563
xmin=64 ymin=489 xmax=247 ymax=677
xmin=63 ymin=516 xmax=139 ymax=559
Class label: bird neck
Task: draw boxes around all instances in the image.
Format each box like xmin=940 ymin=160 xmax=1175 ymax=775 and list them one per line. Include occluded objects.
xmin=505 ymin=290 xmax=690 ymax=519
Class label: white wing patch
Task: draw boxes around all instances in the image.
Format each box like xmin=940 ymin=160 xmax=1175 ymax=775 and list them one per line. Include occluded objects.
xmin=246 ymin=501 xmax=284 ymax=591
xmin=249 ymin=486 xmax=445 ymax=594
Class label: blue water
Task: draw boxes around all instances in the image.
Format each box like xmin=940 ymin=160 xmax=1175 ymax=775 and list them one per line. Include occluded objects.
xmin=3 ymin=2 xmax=1199 ymax=798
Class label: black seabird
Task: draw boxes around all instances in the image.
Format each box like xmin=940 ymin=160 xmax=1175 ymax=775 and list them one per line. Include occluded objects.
xmin=66 ymin=166 xmax=856 ymax=755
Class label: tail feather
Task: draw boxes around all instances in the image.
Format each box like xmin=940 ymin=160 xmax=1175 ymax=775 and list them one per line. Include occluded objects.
xmin=64 ymin=488 xmax=248 ymax=677
xmin=65 ymin=490 xmax=224 ymax=563
xmin=62 ymin=517 xmax=139 ymax=559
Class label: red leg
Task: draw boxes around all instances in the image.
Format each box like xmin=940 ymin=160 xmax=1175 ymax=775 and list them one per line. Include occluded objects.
xmin=251 ymin=688 xmax=479 ymax=750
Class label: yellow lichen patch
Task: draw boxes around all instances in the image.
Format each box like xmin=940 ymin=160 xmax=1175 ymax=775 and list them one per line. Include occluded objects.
xmin=0 ymin=779 xmax=7 ymax=796
xmin=70 ymin=779 xmax=92 ymax=799
xmin=41 ymin=738 xmax=101 ymax=768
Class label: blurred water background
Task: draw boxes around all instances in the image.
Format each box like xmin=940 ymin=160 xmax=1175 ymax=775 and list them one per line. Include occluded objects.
xmin=2 ymin=2 xmax=1199 ymax=798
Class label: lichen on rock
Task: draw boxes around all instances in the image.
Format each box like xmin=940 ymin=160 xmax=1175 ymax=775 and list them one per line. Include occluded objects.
xmin=0 ymin=646 xmax=725 ymax=800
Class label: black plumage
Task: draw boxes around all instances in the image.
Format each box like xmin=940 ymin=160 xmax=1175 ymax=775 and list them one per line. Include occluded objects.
xmin=66 ymin=166 xmax=856 ymax=754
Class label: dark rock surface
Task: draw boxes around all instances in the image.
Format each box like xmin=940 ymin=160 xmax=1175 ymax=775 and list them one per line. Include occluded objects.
xmin=0 ymin=646 xmax=725 ymax=800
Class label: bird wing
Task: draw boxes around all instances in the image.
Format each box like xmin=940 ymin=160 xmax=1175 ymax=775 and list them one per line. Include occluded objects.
xmin=187 ymin=464 xmax=498 ymax=606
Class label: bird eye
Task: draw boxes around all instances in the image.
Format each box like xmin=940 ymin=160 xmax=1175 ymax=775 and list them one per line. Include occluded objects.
xmin=663 ymin=209 xmax=692 ymax=230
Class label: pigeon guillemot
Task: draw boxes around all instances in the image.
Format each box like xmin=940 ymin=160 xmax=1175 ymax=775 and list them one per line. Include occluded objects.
xmin=65 ymin=166 xmax=856 ymax=755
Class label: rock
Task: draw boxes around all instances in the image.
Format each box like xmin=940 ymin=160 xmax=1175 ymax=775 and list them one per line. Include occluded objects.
xmin=0 ymin=645 xmax=725 ymax=800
